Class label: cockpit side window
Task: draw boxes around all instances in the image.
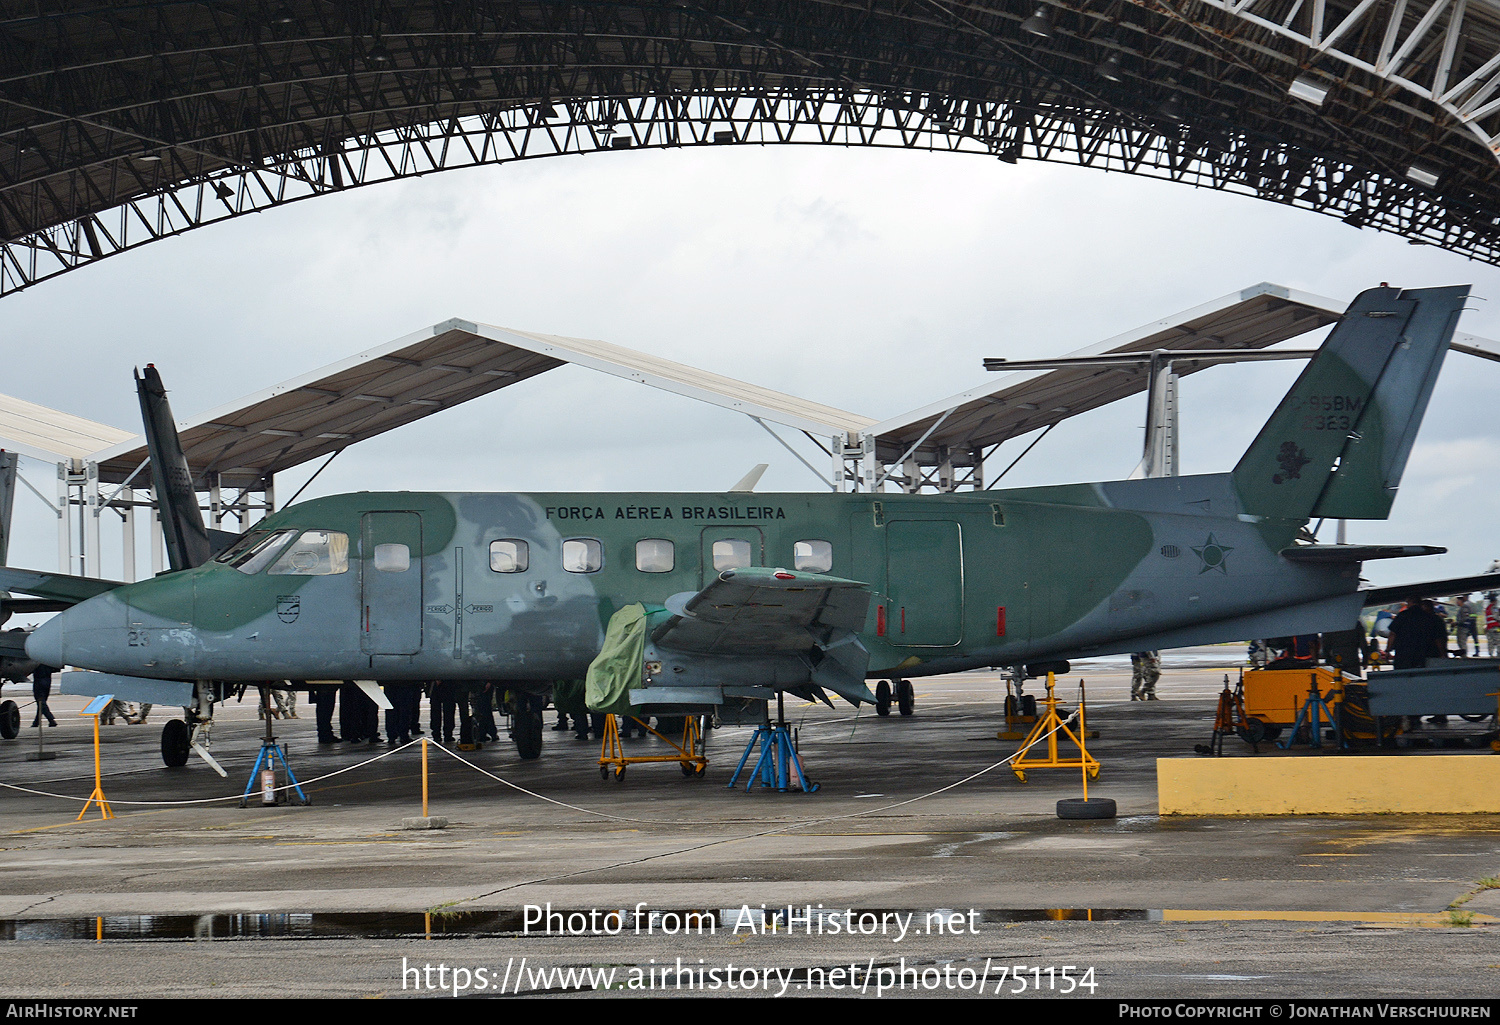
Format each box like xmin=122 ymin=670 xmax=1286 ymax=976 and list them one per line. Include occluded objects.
xmin=216 ymin=529 xmax=299 ymax=575
xmin=267 ymin=530 xmax=350 ymax=576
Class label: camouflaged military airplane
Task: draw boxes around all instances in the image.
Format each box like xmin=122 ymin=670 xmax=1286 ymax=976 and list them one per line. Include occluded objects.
xmin=5 ymin=284 xmax=1475 ymax=767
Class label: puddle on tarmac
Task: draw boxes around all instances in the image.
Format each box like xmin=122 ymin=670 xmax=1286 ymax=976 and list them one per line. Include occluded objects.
xmin=0 ymin=907 xmax=1158 ymax=941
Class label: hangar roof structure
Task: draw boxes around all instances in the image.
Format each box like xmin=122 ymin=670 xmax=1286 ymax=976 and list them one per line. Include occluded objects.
xmin=2 ymin=0 xmax=1499 ymax=299
xmin=81 ymin=320 xmax=876 ymax=490
xmin=866 ymin=282 xmax=1345 ymax=466
xmin=10 ymin=279 xmax=1485 ymax=495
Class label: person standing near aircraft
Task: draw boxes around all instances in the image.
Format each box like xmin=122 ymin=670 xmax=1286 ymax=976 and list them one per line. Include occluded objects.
xmin=1130 ymin=651 xmax=1161 ymax=700
xmin=30 ymin=665 xmax=55 ymax=727
xmin=1389 ymin=599 xmax=1447 ymax=670
xmin=311 ymin=683 xmax=338 ymax=745
xmin=1454 ymin=594 xmax=1480 ymax=656
xmin=1486 ymin=596 xmax=1500 ymax=657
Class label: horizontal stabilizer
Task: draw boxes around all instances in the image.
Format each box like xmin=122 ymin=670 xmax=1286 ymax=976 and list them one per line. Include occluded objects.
xmin=1362 ymin=572 xmax=1500 ymax=607
xmin=1280 ymin=544 xmax=1445 ymax=563
xmin=0 ymin=567 xmax=121 ymax=604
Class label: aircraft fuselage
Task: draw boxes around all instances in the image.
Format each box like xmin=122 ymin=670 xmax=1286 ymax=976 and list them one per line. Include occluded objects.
xmin=28 ymin=476 xmax=1361 ymax=685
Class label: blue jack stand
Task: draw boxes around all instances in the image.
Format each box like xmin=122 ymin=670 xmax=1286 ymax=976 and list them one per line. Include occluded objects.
xmin=727 ymin=696 xmax=818 ymax=793
xmin=241 ymin=687 xmax=310 ymax=807
xmin=1278 ymin=673 xmax=1346 ymax=751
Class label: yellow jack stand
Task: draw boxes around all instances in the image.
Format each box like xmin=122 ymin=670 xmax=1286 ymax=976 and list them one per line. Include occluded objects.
xmin=599 ymin=714 xmax=708 ymax=782
xmin=1011 ymin=673 xmax=1100 ymax=783
xmin=78 ymin=708 xmax=113 ymax=821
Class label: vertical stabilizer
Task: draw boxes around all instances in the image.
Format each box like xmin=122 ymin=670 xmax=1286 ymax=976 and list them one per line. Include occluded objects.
xmin=135 ymin=365 xmax=212 ymax=570
xmin=1232 ymin=284 xmax=1468 ymax=521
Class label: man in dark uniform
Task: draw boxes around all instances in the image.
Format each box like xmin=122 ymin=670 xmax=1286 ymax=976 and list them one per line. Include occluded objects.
xmin=31 ymin=666 xmax=56 ymax=727
xmin=1389 ymin=598 xmax=1447 ymax=670
xmin=309 ymin=682 xmax=338 ymax=744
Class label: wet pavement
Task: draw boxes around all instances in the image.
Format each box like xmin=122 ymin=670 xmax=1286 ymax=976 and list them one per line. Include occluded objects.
xmin=0 ymin=650 xmax=1496 ymax=999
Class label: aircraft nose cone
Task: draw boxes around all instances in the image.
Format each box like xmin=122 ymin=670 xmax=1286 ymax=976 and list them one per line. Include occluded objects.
xmin=25 ymin=615 xmax=64 ymax=669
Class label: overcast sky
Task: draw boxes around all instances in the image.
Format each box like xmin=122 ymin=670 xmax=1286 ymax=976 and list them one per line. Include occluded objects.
xmin=4 ymin=143 xmax=1498 ymax=592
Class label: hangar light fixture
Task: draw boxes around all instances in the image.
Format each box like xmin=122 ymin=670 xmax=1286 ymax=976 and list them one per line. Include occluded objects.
xmin=1096 ymin=54 xmax=1123 ymax=82
xmin=1021 ymin=6 xmax=1052 ymax=38
xmin=1406 ymin=164 xmax=1440 ymax=188
xmin=1158 ymin=93 xmax=1184 ymax=121
xmin=1288 ymin=75 xmax=1329 ymax=106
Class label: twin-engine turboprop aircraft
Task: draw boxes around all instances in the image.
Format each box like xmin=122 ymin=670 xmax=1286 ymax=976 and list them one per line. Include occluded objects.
xmin=5 ymin=284 xmax=1483 ymax=767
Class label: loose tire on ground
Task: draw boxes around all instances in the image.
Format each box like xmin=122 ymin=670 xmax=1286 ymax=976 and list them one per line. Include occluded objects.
xmin=1057 ymin=797 xmax=1117 ymax=820
xmin=0 ymin=699 xmax=19 ymax=740
xmin=161 ymin=719 xmax=190 ymax=767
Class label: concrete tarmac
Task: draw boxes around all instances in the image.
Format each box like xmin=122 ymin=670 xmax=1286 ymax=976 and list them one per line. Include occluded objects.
xmin=1 ymin=650 xmax=1497 ymax=1000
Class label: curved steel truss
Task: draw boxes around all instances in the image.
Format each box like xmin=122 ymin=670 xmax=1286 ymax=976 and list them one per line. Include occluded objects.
xmin=2 ymin=1 xmax=1498 ymax=297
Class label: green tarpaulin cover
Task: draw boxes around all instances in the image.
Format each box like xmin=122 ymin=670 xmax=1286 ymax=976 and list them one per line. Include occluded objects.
xmin=585 ymin=603 xmax=648 ymax=714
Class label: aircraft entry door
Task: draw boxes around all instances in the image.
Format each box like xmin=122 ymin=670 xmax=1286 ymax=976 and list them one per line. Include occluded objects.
xmin=884 ymin=520 xmax=963 ymax=646
xmin=361 ymin=511 xmax=423 ymax=655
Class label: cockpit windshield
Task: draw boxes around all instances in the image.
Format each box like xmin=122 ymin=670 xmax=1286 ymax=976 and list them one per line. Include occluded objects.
xmin=267 ymin=530 xmax=350 ymax=576
xmin=213 ymin=529 xmax=299 ymax=575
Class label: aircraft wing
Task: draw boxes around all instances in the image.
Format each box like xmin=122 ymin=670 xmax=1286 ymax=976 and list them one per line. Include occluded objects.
xmin=1362 ymin=572 xmax=1500 ymax=607
xmin=646 ymin=567 xmax=876 ymax=707
xmin=0 ymin=567 xmax=122 ymax=604
xmin=653 ymin=567 xmax=870 ymax=655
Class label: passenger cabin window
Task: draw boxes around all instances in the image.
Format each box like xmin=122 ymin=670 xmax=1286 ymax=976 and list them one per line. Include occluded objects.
xmin=562 ymin=538 xmax=603 ymax=573
xmin=373 ymin=543 xmax=410 ymax=572
xmin=794 ymin=540 xmax=833 ymax=573
xmin=267 ymin=530 xmax=350 ymax=576
xmin=489 ymin=539 xmax=529 ymax=573
xmin=712 ymin=538 xmax=753 ymax=571
xmin=635 ymin=539 xmax=674 ymax=573
xmin=216 ymin=529 xmax=298 ymax=575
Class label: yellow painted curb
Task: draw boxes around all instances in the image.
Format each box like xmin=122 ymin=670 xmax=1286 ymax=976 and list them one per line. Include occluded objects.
xmin=1158 ymin=755 xmax=1500 ymax=815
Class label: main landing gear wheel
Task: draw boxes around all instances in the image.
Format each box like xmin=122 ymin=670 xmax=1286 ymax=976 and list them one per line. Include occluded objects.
xmin=161 ymin=719 xmax=190 ymax=768
xmin=875 ymin=680 xmax=892 ymax=717
xmin=1057 ymin=797 xmax=1117 ymax=820
xmin=513 ymin=695 xmax=544 ymax=761
xmin=0 ymin=700 xmax=19 ymax=740
xmin=1020 ymin=694 xmax=1038 ymax=718
xmin=896 ymin=680 xmax=915 ymax=717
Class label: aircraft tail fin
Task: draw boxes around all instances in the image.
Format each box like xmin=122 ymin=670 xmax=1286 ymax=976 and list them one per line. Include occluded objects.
xmin=135 ymin=364 xmax=214 ymax=571
xmin=1231 ymin=284 xmax=1468 ymax=521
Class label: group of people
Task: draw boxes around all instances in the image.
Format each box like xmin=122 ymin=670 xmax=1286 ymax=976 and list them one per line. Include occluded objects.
xmin=1370 ymin=592 xmax=1500 ymax=665
xmin=309 ymin=680 xmax=504 ymax=747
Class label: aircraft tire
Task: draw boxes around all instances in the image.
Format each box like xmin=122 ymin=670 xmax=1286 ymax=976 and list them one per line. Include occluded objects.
xmin=875 ymin=680 xmax=892 ymax=717
xmin=1056 ymin=797 xmax=1116 ymax=820
xmin=161 ymin=719 xmax=190 ymax=767
xmin=514 ymin=697 xmax=544 ymax=761
xmin=897 ymin=679 xmax=914 ymax=717
xmin=1003 ymin=695 xmax=1018 ymax=717
xmin=0 ymin=700 xmax=18 ymax=739
xmin=1020 ymin=695 xmax=1038 ymax=718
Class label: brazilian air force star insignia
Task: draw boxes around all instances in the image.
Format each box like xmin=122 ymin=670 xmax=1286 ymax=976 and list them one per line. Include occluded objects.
xmin=1191 ymin=534 xmax=1233 ymax=576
